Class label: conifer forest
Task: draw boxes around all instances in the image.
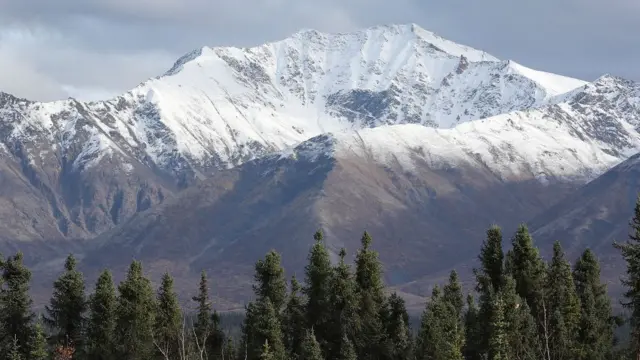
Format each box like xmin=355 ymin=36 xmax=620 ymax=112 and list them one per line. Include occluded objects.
xmin=6 ymin=198 xmax=640 ymax=360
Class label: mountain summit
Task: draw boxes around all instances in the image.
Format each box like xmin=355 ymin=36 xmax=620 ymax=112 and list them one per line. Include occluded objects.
xmin=0 ymin=24 xmax=639 ymax=306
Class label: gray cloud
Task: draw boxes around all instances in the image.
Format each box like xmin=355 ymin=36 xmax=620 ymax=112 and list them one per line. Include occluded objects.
xmin=0 ymin=0 xmax=638 ymax=101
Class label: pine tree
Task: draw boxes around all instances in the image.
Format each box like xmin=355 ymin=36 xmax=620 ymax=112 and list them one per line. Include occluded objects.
xmin=0 ymin=252 xmax=34 ymax=359
xmin=463 ymin=294 xmax=482 ymax=360
xmin=546 ymin=241 xmax=581 ymax=360
xmin=85 ymin=270 xmax=117 ymax=360
xmin=326 ymin=248 xmax=359 ymax=360
xmin=192 ymin=271 xmax=212 ymax=353
xmin=574 ymin=249 xmax=614 ymax=360
xmin=509 ymin=224 xmax=546 ymax=318
xmin=303 ymin=230 xmax=333 ymax=353
xmin=154 ymin=272 xmax=182 ymax=360
xmin=283 ymin=277 xmax=306 ymax=360
xmin=253 ymin=251 xmax=287 ymax=312
xmin=354 ymin=231 xmax=387 ymax=360
xmin=44 ymin=254 xmax=87 ymax=349
xmin=614 ymin=194 xmax=640 ymax=360
xmin=29 ymin=320 xmax=48 ymax=360
xmin=114 ymin=260 xmax=156 ymax=360
xmin=299 ymin=329 xmax=323 ymax=360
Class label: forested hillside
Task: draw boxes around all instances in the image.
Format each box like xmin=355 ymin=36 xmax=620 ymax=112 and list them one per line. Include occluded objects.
xmin=4 ymin=196 xmax=640 ymax=360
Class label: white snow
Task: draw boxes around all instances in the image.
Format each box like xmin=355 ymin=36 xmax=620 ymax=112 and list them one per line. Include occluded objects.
xmin=0 ymin=22 xmax=637 ymax=188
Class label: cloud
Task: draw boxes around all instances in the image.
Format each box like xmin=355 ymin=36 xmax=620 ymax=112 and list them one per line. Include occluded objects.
xmin=0 ymin=0 xmax=638 ymax=101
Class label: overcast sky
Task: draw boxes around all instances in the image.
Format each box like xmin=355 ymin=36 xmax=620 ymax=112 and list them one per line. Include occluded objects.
xmin=0 ymin=0 xmax=638 ymax=102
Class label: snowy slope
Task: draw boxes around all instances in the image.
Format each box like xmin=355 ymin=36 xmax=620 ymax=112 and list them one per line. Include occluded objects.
xmin=270 ymin=74 xmax=640 ymax=185
xmin=0 ymin=23 xmax=592 ymax=184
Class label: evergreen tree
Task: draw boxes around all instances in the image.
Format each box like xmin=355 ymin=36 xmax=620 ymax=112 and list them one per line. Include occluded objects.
xmin=0 ymin=252 xmax=34 ymax=359
xmin=417 ymin=285 xmax=463 ymax=360
xmin=473 ymin=226 xmax=505 ymax=357
xmin=303 ymin=230 xmax=333 ymax=353
xmin=463 ymin=294 xmax=482 ymax=360
xmin=260 ymin=340 xmax=274 ymax=360
xmin=153 ymin=272 xmax=182 ymax=360
xmin=192 ymin=271 xmax=212 ymax=352
xmin=210 ymin=310 xmax=226 ymax=360
xmin=299 ymin=330 xmax=323 ymax=360
xmin=385 ymin=293 xmax=412 ymax=360
xmin=44 ymin=254 xmax=87 ymax=349
xmin=29 ymin=321 xmax=48 ymax=360
xmin=242 ymin=299 xmax=286 ymax=360
xmin=326 ymin=248 xmax=359 ymax=360
xmin=443 ymin=270 xmax=465 ymax=319
xmin=500 ymin=276 xmax=539 ymax=360
xmin=509 ymin=225 xmax=546 ymax=318
xmin=253 ymin=251 xmax=287 ymax=312
xmin=487 ymin=294 xmax=508 ymax=360
xmin=574 ymin=249 xmax=614 ymax=360
xmin=546 ymin=241 xmax=581 ymax=360
xmin=283 ymin=277 xmax=306 ymax=360
xmin=85 ymin=270 xmax=117 ymax=360
xmin=614 ymin=194 xmax=640 ymax=360
xmin=114 ymin=260 xmax=156 ymax=360
xmin=354 ymin=232 xmax=387 ymax=360
xmin=8 ymin=336 xmax=22 ymax=360
xmin=337 ymin=335 xmax=357 ymax=360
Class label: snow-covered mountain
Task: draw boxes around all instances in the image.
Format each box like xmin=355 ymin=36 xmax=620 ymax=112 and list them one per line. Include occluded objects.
xmin=0 ymin=23 xmax=638 ymax=246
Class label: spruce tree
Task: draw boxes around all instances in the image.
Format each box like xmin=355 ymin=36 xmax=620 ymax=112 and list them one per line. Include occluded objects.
xmin=210 ymin=310 xmax=226 ymax=360
xmin=443 ymin=270 xmax=464 ymax=319
xmin=574 ymin=249 xmax=614 ymax=360
xmin=417 ymin=284 xmax=464 ymax=360
xmin=487 ymin=293 xmax=508 ymax=360
xmin=614 ymin=194 xmax=640 ymax=360
xmin=260 ymin=340 xmax=274 ymax=360
xmin=192 ymin=271 xmax=212 ymax=352
xmin=546 ymin=241 xmax=581 ymax=360
xmin=338 ymin=334 xmax=357 ymax=360
xmin=0 ymin=252 xmax=34 ymax=359
xmin=154 ymin=272 xmax=182 ymax=360
xmin=8 ymin=336 xmax=22 ymax=360
xmin=463 ymin=294 xmax=482 ymax=360
xmin=509 ymin=225 xmax=546 ymax=318
xmin=500 ymin=276 xmax=539 ymax=360
xmin=473 ymin=226 xmax=505 ymax=357
xmin=253 ymin=251 xmax=287 ymax=312
xmin=299 ymin=329 xmax=323 ymax=360
xmin=385 ymin=293 xmax=412 ymax=360
xmin=44 ymin=254 xmax=87 ymax=349
xmin=85 ymin=270 xmax=117 ymax=360
xmin=283 ymin=277 xmax=306 ymax=360
xmin=29 ymin=320 xmax=48 ymax=360
xmin=326 ymin=248 xmax=359 ymax=360
xmin=114 ymin=260 xmax=156 ymax=360
xmin=303 ymin=230 xmax=333 ymax=353
xmin=242 ymin=298 xmax=286 ymax=360
xmin=354 ymin=231 xmax=386 ymax=360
